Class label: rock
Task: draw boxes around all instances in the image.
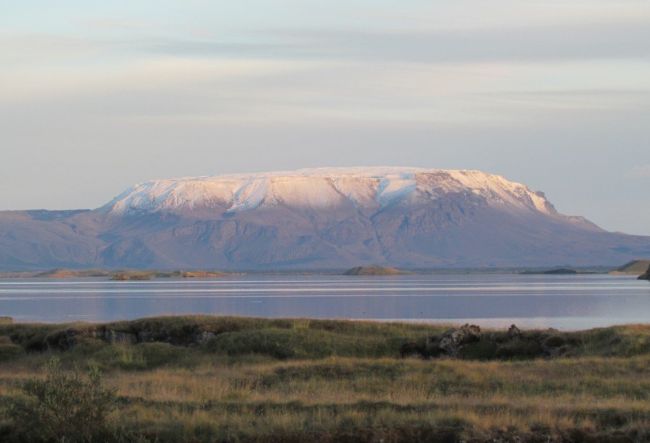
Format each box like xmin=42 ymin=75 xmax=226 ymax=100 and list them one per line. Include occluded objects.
xmin=507 ymin=324 xmax=522 ymax=339
xmin=638 ymin=265 xmax=650 ymax=281
xmin=438 ymin=324 xmax=481 ymax=357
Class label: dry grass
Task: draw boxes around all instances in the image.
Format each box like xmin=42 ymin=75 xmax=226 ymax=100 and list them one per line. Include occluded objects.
xmin=2 ymin=355 xmax=650 ymax=441
xmin=1 ymin=317 xmax=650 ymax=441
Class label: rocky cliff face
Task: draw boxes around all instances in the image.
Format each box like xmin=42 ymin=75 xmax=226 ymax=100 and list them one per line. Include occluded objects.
xmin=1 ymin=168 xmax=649 ymax=270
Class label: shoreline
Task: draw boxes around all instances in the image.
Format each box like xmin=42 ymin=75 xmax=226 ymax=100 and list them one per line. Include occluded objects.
xmin=0 ymin=265 xmax=622 ymax=279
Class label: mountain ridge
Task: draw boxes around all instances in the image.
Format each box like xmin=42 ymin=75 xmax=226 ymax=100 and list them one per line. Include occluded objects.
xmin=104 ymin=167 xmax=564 ymax=218
xmin=0 ymin=167 xmax=648 ymax=270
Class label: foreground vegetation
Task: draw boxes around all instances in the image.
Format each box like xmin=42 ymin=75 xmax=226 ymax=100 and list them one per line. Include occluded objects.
xmin=1 ymin=316 xmax=650 ymax=442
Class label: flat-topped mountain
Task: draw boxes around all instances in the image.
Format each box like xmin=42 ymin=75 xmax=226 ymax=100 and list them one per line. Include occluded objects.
xmin=105 ymin=168 xmax=560 ymax=217
xmin=1 ymin=167 xmax=649 ymax=270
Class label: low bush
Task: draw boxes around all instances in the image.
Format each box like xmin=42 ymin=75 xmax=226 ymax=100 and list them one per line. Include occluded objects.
xmin=206 ymin=328 xmax=326 ymax=359
xmin=0 ymin=343 xmax=23 ymax=362
xmin=458 ymin=340 xmax=498 ymax=360
xmin=205 ymin=327 xmax=398 ymax=359
xmin=7 ymin=357 xmax=117 ymax=442
xmin=494 ymin=338 xmax=544 ymax=359
xmin=92 ymin=343 xmax=192 ymax=370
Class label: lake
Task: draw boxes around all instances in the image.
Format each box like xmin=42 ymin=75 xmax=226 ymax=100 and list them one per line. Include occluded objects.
xmin=0 ymin=274 xmax=648 ymax=329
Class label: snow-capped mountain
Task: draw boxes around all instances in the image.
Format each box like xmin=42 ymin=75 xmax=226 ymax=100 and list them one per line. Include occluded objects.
xmin=1 ymin=167 xmax=648 ymax=270
xmin=105 ymin=168 xmax=559 ymax=216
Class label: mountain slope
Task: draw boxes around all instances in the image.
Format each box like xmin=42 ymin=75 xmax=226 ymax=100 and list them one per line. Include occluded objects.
xmin=1 ymin=168 xmax=649 ymax=270
xmin=104 ymin=168 xmax=564 ymax=217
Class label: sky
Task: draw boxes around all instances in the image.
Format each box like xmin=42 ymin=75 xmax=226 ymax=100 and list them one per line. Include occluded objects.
xmin=1 ymin=0 xmax=649 ymax=234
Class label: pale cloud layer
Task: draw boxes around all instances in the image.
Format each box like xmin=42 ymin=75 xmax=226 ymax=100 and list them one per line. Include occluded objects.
xmin=627 ymin=165 xmax=650 ymax=179
xmin=0 ymin=0 xmax=649 ymax=234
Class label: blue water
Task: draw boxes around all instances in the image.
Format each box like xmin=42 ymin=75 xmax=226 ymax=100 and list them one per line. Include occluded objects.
xmin=0 ymin=274 xmax=648 ymax=329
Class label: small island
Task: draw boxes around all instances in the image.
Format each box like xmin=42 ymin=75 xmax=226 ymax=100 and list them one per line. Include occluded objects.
xmin=638 ymin=265 xmax=650 ymax=281
xmin=343 ymin=266 xmax=406 ymax=276
xmin=110 ymin=270 xmax=227 ymax=281
xmin=0 ymin=268 xmax=229 ymax=280
xmin=110 ymin=271 xmax=153 ymax=281
xmin=520 ymin=268 xmax=578 ymax=275
xmin=611 ymin=259 xmax=650 ymax=275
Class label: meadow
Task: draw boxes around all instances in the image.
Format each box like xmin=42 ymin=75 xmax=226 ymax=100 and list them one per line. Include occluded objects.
xmin=0 ymin=316 xmax=649 ymax=442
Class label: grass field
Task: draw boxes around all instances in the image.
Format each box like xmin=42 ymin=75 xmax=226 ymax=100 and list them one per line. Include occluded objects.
xmin=0 ymin=316 xmax=649 ymax=442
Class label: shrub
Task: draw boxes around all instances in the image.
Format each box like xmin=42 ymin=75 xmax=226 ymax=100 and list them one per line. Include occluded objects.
xmin=495 ymin=338 xmax=544 ymax=359
xmin=0 ymin=343 xmax=23 ymax=362
xmin=205 ymin=327 xmax=398 ymax=359
xmin=8 ymin=357 xmax=117 ymax=442
xmin=458 ymin=340 xmax=498 ymax=360
xmin=137 ymin=342 xmax=189 ymax=368
xmin=207 ymin=328 xmax=307 ymax=359
xmin=93 ymin=343 xmax=190 ymax=370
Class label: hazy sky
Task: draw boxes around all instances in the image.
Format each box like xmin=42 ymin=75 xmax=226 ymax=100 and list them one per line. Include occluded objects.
xmin=1 ymin=1 xmax=649 ymax=234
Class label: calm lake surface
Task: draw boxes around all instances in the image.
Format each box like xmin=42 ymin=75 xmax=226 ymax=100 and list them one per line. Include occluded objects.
xmin=0 ymin=274 xmax=649 ymax=329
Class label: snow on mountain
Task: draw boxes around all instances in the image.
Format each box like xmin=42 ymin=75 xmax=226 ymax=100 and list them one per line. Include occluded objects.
xmin=3 ymin=167 xmax=650 ymax=270
xmin=104 ymin=167 xmax=558 ymax=217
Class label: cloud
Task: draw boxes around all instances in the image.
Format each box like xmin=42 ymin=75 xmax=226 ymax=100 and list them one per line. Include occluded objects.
xmin=627 ymin=165 xmax=650 ymax=179
xmin=145 ymin=21 xmax=650 ymax=64
xmin=362 ymin=0 xmax=650 ymax=32
xmin=1 ymin=54 xmax=648 ymax=134
xmin=3 ymin=16 xmax=649 ymax=75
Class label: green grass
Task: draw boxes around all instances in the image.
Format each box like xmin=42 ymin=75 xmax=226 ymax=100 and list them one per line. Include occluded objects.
xmin=1 ymin=316 xmax=650 ymax=441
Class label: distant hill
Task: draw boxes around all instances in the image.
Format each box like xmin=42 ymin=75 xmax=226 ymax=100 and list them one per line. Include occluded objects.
xmin=610 ymin=260 xmax=650 ymax=275
xmin=2 ymin=167 xmax=650 ymax=270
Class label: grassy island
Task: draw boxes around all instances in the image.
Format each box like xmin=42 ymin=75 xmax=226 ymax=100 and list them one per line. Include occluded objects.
xmin=343 ymin=266 xmax=406 ymax=276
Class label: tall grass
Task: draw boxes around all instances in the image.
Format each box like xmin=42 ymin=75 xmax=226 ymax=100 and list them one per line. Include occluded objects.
xmin=1 ymin=317 xmax=650 ymax=441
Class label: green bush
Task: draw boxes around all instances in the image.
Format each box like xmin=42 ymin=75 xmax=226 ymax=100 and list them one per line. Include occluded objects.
xmin=93 ymin=345 xmax=148 ymax=370
xmin=495 ymin=338 xmax=544 ymax=359
xmin=5 ymin=326 xmax=54 ymax=352
xmin=137 ymin=342 xmax=189 ymax=368
xmin=92 ymin=343 xmax=191 ymax=370
xmin=206 ymin=328 xmax=312 ymax=359
xmin=8 ymin=357 xmax=117 ymax=442
xmin=0 ymin=343 xmax=23 ymax=362
xmin=458 ymin=340 xmax=498 ymax=360
xmin=205 ymin=328 xmax=398 ymax=359
xmin=0 ymin=335 xmax=12 ymax=345
xmin=73 ymin=337 xmax=109 ymax=355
